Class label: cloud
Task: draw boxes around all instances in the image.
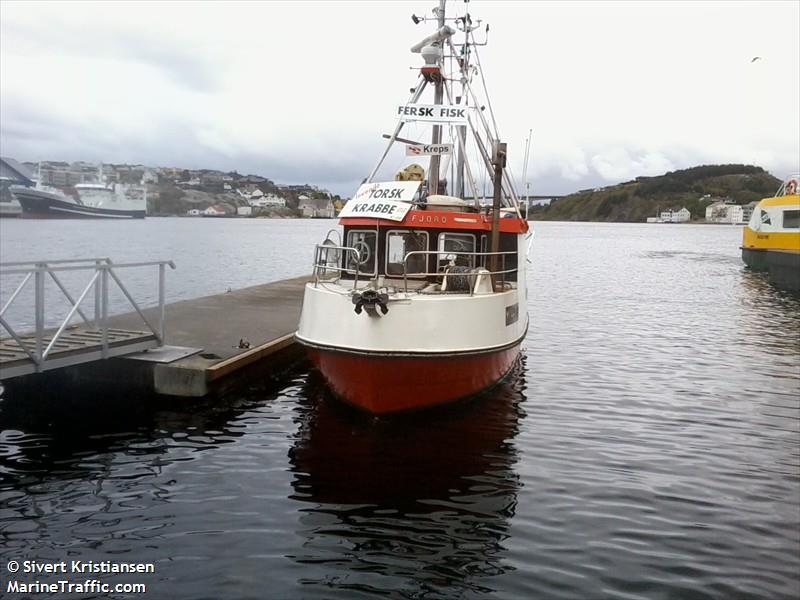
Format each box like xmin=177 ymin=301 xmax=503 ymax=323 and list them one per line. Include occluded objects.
xmin=590 ymin=149 xmax=676 ymax=182
xmin=1 ymin=9 xmax=223 ymax=93
xmin=1 ymin=1 xmax=798 ymax=198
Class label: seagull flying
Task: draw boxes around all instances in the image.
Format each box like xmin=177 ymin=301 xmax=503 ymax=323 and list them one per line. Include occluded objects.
xmin=751 ymin=56 xmax=761 ymax=62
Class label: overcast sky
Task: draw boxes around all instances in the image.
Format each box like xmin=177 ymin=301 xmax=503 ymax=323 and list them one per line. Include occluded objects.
xmin=1 ymin=1 xmax=798 ymax=196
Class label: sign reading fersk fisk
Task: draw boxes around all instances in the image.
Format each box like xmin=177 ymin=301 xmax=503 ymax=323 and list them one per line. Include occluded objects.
xmin=406 ymin=144 xmax=453 ymax=156
xmin=397 ymin=104 xmax=470 ymax=124
xmin=339 ymin=181 xmax=420 ymax=221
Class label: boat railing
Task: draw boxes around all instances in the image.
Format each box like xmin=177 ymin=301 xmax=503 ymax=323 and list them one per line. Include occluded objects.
xmin=402 ymin=250 xmax=518 ymax=295
xmin=0 ymin=257 xmax=175 ymax=372
xmin=312 ymin=243 xmax=364 ymax=288
xmin=312 ymin=243 xmax=518 ymax=295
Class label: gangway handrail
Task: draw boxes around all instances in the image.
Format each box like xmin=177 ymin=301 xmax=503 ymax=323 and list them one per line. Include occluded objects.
xmin=0 ymin=258 xmax=176 ymax=373
xmin=0 ymin=257 xmax=112 ymax=268
xmin=1 ymin=259 xmax=176 ymax=276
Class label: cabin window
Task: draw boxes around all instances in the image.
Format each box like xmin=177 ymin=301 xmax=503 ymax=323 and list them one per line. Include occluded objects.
xmin=782 ymin=210 xmax=800 ymax=229
xmin=386 ymin=230 xmax=429 ymax=276
xmin=437 ymin=232 xmax=476 ymax=270
xmin=346 ymin=230 xmax=377 ymax=275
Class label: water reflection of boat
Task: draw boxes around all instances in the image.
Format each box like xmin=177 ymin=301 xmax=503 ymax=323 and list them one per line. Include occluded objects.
xmin=741 ymin=175 xmax=800 ymax=291
xmin=287 ymin=358 xmax=526 ymax=595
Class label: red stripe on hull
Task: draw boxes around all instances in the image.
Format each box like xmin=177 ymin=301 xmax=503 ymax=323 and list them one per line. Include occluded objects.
xmin=304 ymin=344 xmax=521 ymax=414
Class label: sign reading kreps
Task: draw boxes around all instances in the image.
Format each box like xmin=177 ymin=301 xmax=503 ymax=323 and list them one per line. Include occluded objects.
xmin=406 ymin=143 xmax=453 ymax=156
xmin=339 ymin=181 xmax=420 ymax=222
xmin=397 ymin=104 xmax=470 ymax=124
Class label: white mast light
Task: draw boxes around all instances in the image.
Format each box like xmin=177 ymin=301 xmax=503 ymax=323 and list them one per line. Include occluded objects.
xmin=420 ymin=44 xmax=442 ymax=66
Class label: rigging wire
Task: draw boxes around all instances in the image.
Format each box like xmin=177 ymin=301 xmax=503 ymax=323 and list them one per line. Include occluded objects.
xmin=468 ymin=30 xmax=500 ymax=140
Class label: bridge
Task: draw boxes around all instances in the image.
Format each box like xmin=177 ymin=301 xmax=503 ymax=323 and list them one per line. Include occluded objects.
xmin=0 ymin=258 xmax=174 ymax=380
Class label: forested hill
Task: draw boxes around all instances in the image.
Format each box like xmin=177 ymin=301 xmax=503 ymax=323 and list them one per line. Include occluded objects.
xmin=530 ymin=165 xmax=782 ymax=222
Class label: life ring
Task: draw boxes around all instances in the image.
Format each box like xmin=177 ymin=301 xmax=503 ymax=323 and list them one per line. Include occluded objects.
xmin=786 ymin=179 xmax=799 ymax=195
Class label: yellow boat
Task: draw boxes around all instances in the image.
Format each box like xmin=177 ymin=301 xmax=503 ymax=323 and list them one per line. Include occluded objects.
xmin=741 ymin=175 xmax=800 ymax=290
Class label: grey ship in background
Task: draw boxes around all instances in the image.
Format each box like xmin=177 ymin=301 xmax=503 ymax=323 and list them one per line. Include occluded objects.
xmin=1 ymin=158 xmax=146 ymax=219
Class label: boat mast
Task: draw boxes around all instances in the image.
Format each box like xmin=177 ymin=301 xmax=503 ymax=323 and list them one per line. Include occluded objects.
xmin=454 ymin=6 xmax=470 ymax=201
xmin=427 ymin=0 xmax=446 ymax=197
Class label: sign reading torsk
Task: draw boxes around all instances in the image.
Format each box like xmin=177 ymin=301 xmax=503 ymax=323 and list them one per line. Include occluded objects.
xmin=406 ymin=144 xmax=453 ymax=156
xmin=339 ymin=181 xmax=420 ymax=221
xmin=397 ymin=104 xmax=470 ymax=124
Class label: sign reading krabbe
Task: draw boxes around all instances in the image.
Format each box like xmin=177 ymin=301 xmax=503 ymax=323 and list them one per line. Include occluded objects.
xmin=406 ymin=144 xmax=453 ymax=156
xmin=351 ymin=181 xmax=420 ymax=202
xmin=396 ymin=104 xmax=470 ymax=124
xmin=339 ymin=181 xmax=420 ymax=221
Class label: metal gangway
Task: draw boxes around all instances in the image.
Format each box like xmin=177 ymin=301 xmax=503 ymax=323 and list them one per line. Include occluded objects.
xmin=0 ymin=258 xmax=175 ymax=380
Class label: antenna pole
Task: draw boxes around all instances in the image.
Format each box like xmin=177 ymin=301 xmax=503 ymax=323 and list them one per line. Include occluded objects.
xmin=428 ymin=0 xmax=446 ymax=196
xmin=455 ymin=13 xmax=469 ymax=200
xmin=489 ymin=141 xmax=506 ymax=289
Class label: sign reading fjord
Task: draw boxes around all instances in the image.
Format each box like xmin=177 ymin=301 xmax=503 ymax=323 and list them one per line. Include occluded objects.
xmin=397 ymin=104 xmax=470 ymax=124
xmin=339 ymin=181 xmax=420 ymax=222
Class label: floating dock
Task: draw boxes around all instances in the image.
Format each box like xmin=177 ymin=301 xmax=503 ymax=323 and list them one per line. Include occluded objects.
xmin=1 ymin=276 xmax=310 ymax=397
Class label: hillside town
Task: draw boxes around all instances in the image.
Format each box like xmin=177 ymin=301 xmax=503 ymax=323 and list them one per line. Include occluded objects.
xmin=1 ymin=158 xmax=778 ymax=224
xmin=0 ymin=158 xmax=343 ymax=218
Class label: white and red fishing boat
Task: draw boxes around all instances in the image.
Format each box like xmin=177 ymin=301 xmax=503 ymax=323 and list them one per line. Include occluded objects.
xmin=296 ymin=0 xmax=531 ymax=414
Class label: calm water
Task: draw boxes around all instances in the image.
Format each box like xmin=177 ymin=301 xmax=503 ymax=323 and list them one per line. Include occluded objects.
xmin=1 ymin=218 xmax=798 ymax=599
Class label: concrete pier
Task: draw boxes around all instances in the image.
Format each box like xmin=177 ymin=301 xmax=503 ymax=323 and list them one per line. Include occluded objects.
xmin=3 ymin=276 xmax=310 ymax=397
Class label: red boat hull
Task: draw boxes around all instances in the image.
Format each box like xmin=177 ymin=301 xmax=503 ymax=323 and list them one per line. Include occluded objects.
xmin=303 ymin=344 xmax=522 ymax=414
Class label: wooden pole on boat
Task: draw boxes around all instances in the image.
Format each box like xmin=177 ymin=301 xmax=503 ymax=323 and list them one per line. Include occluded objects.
xmin=489 ymin=141 xmax=506 ymax=289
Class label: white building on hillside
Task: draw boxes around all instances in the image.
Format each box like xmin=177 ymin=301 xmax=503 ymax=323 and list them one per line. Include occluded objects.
xmin=672 ymin=207 xmax=691 ymax=222
xmin=203 ymin=205 xmax=227 ymax=216
xmin=706 ymin=202 xmax=745 ymax=224
xmin=299 ymin=196 xmax=335 ymax=218
xmin=742 ymin=201 xmax=757 ymax=223
xmin=728 ymin=204 xmax=745 ymax=224
xmin=248 ymin=192 xmax=286 ymax=208
xmin=657 ymin=207 xmax=691 ymax=223
xmin=706 ymin=202 xmax=729 ymax=223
